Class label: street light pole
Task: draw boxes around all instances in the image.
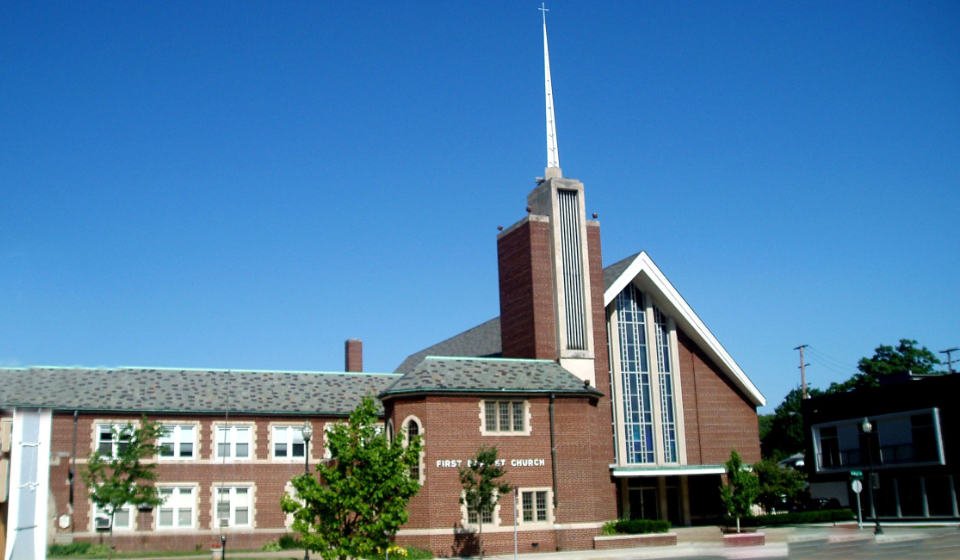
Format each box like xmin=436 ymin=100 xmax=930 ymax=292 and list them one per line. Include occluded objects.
xmin=861 ymin=417 xmax=883 ymax=535
xmin=303 ymin=421 xmax=313 ymax=560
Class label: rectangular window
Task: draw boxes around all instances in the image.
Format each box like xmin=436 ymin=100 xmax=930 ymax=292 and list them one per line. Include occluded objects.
xmin=483 ymin=400 xmax=526 ymax=433
xmin=272 ymin=426 xmax=306 ymax=459
xmin=911 ymin=413 xmax=938 ymax=462
xmin=97 ymin=423 xmax=131 ymax=458
xmin=819 ymin=426 xmax=840 ymax=468
xmin=158 ymin=425 xmax=195 ymax=459
xmin=214 ymin=486 xmax=252 ymax=528
xmin=467 ymin=506 xmax=494 ymax=525
xmin=92 ymin=502 xmax=133 ymax=531
xmin=215 ymin=425 xmax=251 ymax=460
xmin=521 ymin=490 xmax=550 ymax=523
xmin=157 ymin=487 xmax=195 ymax=529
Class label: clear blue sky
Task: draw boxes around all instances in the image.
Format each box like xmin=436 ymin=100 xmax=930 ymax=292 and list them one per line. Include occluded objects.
xmin=2 ymin=1 xmax=958 ymax=413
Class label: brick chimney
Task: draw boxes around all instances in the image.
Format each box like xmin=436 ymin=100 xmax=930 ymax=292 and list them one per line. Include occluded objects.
xmin=345 ymin=339 xmax=363 ymax=372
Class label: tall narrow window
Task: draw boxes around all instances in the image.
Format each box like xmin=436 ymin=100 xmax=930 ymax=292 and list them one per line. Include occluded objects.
xmin=406 ymin=419 xmax=420 ymax=480
xmin=616 ymin=284 xmax=654 ymax=464
xmin=557 ymin=189 xmax=587 ymax=350
xmin=655 ymin=308 xmax=678 ymax=463
xmin=819 ymin=426 xmax=840 ymax=468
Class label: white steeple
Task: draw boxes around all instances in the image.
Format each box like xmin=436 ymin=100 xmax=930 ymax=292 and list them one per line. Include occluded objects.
xmin=540 ymin=3 xmax=561 ymax=178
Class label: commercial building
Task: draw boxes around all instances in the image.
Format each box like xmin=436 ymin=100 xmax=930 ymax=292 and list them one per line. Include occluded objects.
xmin=802 ymin=372 xmax=960 ymax=521
xmin=0 ymin=14 xmax=765 ymax=558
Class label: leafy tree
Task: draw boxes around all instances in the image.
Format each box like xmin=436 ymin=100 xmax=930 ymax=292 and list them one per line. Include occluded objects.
xmin=82 ymin=417 xmax=165 ymax=558
xmin=753 ymin=458 xmax=806 ymax=513
xmin=763 ymin=339 xmax=945 ymax=458
xmin=760 ymin=386 xmax=823 ymax=460
xmin=720 ymin=450 xmax=759 ymax=533
xmin=281 ymin=396 xmax=422 ymax=560
xmin=459 ymin=446 xmax=511 ymax=560
xmin=849 ymin=339 xmax=945 ymax=389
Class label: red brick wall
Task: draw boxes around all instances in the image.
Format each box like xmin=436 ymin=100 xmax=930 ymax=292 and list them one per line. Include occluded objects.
xmin=48 ymin=411 xmax=339 ymax=552
xmin=582 ymin=221 xmax=619 ymax=522
xmin=676 ymin=330 xmax=761 ymax=464
xmin=388 ymin=392 xmax=612 ymax=556
xmin=497 ymin=218 xmax=557 ymax=360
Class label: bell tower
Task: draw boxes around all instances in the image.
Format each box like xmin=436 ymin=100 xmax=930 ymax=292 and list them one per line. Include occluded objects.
xmin=497 ymin=5 xmax=601 ymax=387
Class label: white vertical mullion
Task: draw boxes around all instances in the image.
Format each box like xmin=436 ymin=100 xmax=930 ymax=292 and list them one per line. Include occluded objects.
xmin=668 ymin=319 xmax=687 ymax=465
xmin=608 ymin=305 xmax=627 ymax=467
xmin=644 ymin=297 xmax=664 ymax=466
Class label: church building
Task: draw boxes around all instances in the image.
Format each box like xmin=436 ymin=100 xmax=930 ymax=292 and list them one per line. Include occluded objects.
xmin=0 ymin=12 xmax=764 ymax=558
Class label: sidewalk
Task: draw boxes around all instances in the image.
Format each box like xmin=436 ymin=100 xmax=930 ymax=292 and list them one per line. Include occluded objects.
xmin=59 ymin=524 xmax=960 ymax=560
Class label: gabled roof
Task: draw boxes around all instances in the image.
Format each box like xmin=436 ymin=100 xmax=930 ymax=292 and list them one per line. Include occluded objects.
xmin=395 ymin=317 xmax=501 ymax=373
xmin=395 ymin=252 xmax=765 ymax=407
xmin=0 ymin=367 xmax=399 ymax=416
xmin=603 ymin=251 xmax=765 ymax=407
xmin=381 ymin=357 xmax=601 ymax=399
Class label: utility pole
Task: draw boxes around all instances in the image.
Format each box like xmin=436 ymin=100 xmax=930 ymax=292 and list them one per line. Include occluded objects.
xmin=941 ymin=347 xmax=959 ymax=374
xmin=794 ymin=344 xmax=809 ymax=399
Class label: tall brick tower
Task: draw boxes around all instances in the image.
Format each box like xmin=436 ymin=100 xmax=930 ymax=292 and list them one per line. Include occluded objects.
xmin=497 ymin=6 xmax=607 ymax=394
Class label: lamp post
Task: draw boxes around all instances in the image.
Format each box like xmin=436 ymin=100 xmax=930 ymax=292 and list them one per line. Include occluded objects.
xmin=861 ymin=417 xmax=883 ymax=535
xmin=303 ymin=421 xmax=313 ymax=560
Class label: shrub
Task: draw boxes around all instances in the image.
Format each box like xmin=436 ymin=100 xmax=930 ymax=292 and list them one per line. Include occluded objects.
xmin=262 ymin=540 xmax=282 ymax=552
xmin=48 ymin=542 xmax=111 ymax=557
xmin=601 ymin=518 xmax=671 ymax=535
xmin=367 ymin=545 xmax=433 ymax=559
xmin=727 ymin=508 xmax=855 ymax=527
xmin=277 ymin=533 xmax=303 ymax=549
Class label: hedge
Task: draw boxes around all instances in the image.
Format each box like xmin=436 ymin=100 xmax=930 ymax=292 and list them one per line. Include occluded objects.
xmin=727 ymin=508 xmax=855 ymax=527
xmin=602 ymin=518 xmax=671 ymax=535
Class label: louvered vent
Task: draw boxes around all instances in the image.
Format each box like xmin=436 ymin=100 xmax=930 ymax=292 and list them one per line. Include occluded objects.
xmin=557 ymin=189 xmax=587 ymax=350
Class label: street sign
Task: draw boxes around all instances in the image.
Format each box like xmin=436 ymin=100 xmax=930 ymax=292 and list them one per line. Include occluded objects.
xmin=850 ymin=470 xmax=863 ymax=479
xmin=851 ymin=479 xmax=863 ymax=494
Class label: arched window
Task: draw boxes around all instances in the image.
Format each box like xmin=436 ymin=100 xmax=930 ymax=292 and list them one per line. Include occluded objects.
xmin=406 ymin=419 xmax=420 ymax=480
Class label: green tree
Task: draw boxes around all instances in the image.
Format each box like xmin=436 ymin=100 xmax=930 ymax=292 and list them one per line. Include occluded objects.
xmin=459 ymin=446 xmax=511 ymax=560
xmin=281 ymin=396 xmax=422 ymax=560
xmin=753 ymin=458 xmax=806 ymax=513
xmin=720 ymin=450 xmax=759 ymax=533
xmin=760 ymin=386 xmax=823 ymax=459
xmin=847 ymin=338 xmax=945 ymax=390
xmin=82 ymin=417 xmax=165 ymax=558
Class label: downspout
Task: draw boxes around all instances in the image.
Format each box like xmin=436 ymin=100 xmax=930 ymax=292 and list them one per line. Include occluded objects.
xmin=549 ymin=393 xmax=558 ymax=508
xmin=70 ymin=409 xmax=78 ymax=530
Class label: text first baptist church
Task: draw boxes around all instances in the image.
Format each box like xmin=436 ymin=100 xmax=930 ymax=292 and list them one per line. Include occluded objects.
xmin=0 ymin=15 xmax=765 ymax=559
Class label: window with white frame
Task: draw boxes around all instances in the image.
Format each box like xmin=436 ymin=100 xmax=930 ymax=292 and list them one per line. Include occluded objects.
xmin=158 ymin=425 xmax=196 ymax=459
xmin=461 ymin=491 xmax=499 ymax=527
xmin=92 ymin=502 xmax=134 ymax=531
xmin=214 ymin=486 xmax=252 ymax=528
xmin=215 ymin=425 xmax=251 ymax=460
xmin=96 ymin=423 xmax=131 ymax=458
xmin=272 ymin=425 xmax=306 ymax=459
xmin=482 ymin=400 xmax=527 ymax=434
xmin=520 ymin=488 xmax=552 ymax=524
xmin=157 ymin=486 xmax=195 ymax=529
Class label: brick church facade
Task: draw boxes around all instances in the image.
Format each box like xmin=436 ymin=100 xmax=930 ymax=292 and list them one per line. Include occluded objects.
xmin=0 ymin=15 xmax=765 ymax=559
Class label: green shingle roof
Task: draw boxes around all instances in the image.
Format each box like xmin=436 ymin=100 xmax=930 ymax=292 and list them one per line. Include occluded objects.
xmin=381 ymin=357 xmax=601 ymax=398
xmin=0 ymin=367 xmax=399 ymax=415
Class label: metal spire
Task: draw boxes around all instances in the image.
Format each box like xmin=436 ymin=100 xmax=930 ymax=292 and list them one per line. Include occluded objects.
xmin=540 ymin=3 xmax=561 ymax=176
